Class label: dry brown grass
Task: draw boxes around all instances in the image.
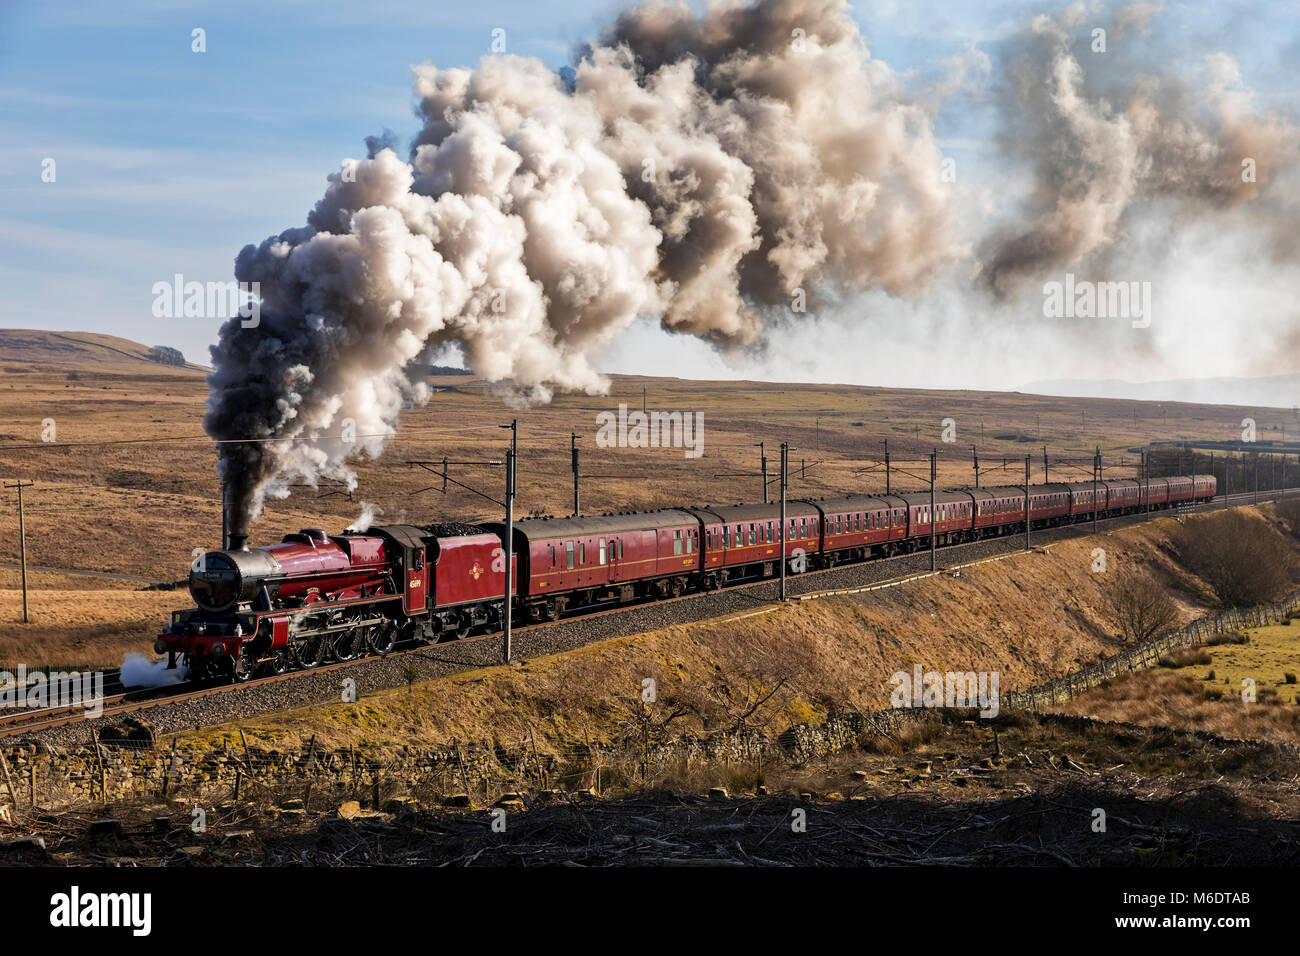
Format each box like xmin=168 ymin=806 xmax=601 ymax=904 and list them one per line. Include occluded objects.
xmin=1051 ymin=669 xmax=1300 ymax=745
xmin=1157 ymin=646 xmax=1212 ymax=668
xmin=0 ymin=587 xmax=179 ymax=668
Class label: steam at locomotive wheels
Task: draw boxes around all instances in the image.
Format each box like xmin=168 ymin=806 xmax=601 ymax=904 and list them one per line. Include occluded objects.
xmin=159 ymin=475 xmax=1216 ymax=682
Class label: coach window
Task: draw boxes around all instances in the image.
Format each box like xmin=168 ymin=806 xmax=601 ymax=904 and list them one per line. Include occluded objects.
xmin=673 ymin=529 xmax=683 ymax=555
xmin=618 ymin=539 xmax=624 ymax=559
xmin=565 ymin=541 xmax=574 ymax=570
xmin=549 ymin=544 xmax=556 ymax=567
xmin=721 ymin=526 xmax=730 ymax=548
xmin=580 ymin=542 xmax=586 ymax=564
xmin=599 ymin=538 xmax=607 ymax=565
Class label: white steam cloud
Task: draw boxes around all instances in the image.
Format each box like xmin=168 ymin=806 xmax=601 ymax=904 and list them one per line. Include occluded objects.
xmin=205 ymin=0 xmax=959 ymax=532
xmin=345 ymin=501 xmax=383 ymax=533
xmin=981 ymin=3 xmax=1299 ymax=295
xmin=122 ymin=652 xmax=187 ymax=689
xmin=204 ymin=0 xmax=1300 ymax=532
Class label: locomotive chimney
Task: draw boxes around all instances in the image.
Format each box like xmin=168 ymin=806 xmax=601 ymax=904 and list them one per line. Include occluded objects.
xmin=228 ymin=529 xmax=249 ymax=551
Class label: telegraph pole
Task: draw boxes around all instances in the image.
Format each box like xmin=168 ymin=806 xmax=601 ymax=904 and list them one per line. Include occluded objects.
xmin=929 ymin=449 xmax=936 ymax=572
xmin=5 ymin=480 xmax=32 ymax=623
xmin=1092 ymin=446 xmax=1100 ymax=533
xmin=1043 ymin=445 xmax=1049 ymax=483
xmin=882 ymin=440 xmax=891 ymax=495
xmin=501 ymin=420 xmax=517 ymax=663
xmin=779 ymin=442 xmax=788 ymax=601
xmin=1024 ymin=455 xmax=1031 ymax=551
xmin=972 ymin=445 xmax=979 ymax=488
xmin=1144 ymin=447 xmax=1151 ymax=520
xmin=756 ymin=441 xmax=768 ymax=504
xmin=570 ymin=433 xmax=580 ymax=516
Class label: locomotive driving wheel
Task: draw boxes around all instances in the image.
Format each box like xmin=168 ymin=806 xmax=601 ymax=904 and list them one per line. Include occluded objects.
xmin=334 ymin=625 xmax=366 ymax=661
xmin=293 ymin=636 xmax=322 ymax=669
xmin=367 ymin=620 xmax=396 ymax=656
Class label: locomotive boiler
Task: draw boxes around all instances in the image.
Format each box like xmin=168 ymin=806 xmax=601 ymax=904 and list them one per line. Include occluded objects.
xmin=158 ymin=524 xmax=512 ymax=681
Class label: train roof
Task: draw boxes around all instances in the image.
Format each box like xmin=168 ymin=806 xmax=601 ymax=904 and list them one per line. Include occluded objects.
xmin=490 ymin=509 xmax=699 ymax=540
xmin=1057 ymin=478 xmax=1141 ymax=490
xmin=891 ymin=490 xmax=974 ymax=506
xmin=687 ymin=501 xmax=819 ymax=523
xmin=800 ymin=494 xmax=904 ymax=512
xmin=973 ymin=483 xmax=1071 ymax=499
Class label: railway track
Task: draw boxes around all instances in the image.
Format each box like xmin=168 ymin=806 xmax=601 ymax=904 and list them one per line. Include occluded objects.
xmin=2 ymin=487 xmax=1292 ymax=739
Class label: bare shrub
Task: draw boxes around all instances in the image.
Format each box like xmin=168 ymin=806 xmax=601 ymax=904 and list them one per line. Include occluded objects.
xmin=1158 ymin=646 xmax=1211 ymax=669
xmin=1103 ymin=570 xmax=1180 ymax=645
xmin=1277 ymin=498 xmax=1300 ymax=538
xmin=1206 ymin=630 xmax=1250 ymax=647
xmin=1177 ymin=510 xmax=1294 ymax=607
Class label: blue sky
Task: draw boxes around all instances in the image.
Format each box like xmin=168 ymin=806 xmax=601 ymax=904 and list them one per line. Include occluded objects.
xmin=2 ymin=1 xmax=1297 ymax=391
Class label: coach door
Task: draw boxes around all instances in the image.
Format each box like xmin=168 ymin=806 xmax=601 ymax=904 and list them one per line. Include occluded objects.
xmin=608 ymin=537 xmax=621 ymax=582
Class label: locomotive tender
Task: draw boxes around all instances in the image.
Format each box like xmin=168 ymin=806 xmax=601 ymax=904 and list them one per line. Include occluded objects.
xmin=158 ymin=474 xmax=1215 ymax=681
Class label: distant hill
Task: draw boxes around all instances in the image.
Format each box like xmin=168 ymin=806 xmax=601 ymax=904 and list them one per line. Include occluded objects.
xmin=1018 ymin=374 xmax=1300 ymax=410
xmin=0 ymin=329 xmax=208 ymax=374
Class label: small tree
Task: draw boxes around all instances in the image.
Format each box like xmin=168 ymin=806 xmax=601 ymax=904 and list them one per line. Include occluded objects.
xmin=1276 ymin=498 xmax=1300 ymax=539
xmin=1177 ymin=510 xmax=1293 ymax=607
xmin=1103 ymin=569 xmax=1180 ymax=645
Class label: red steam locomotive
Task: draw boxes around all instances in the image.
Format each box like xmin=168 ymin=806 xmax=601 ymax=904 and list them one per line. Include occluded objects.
xmin=158 ymin=475 xmax=1215 ymax=681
